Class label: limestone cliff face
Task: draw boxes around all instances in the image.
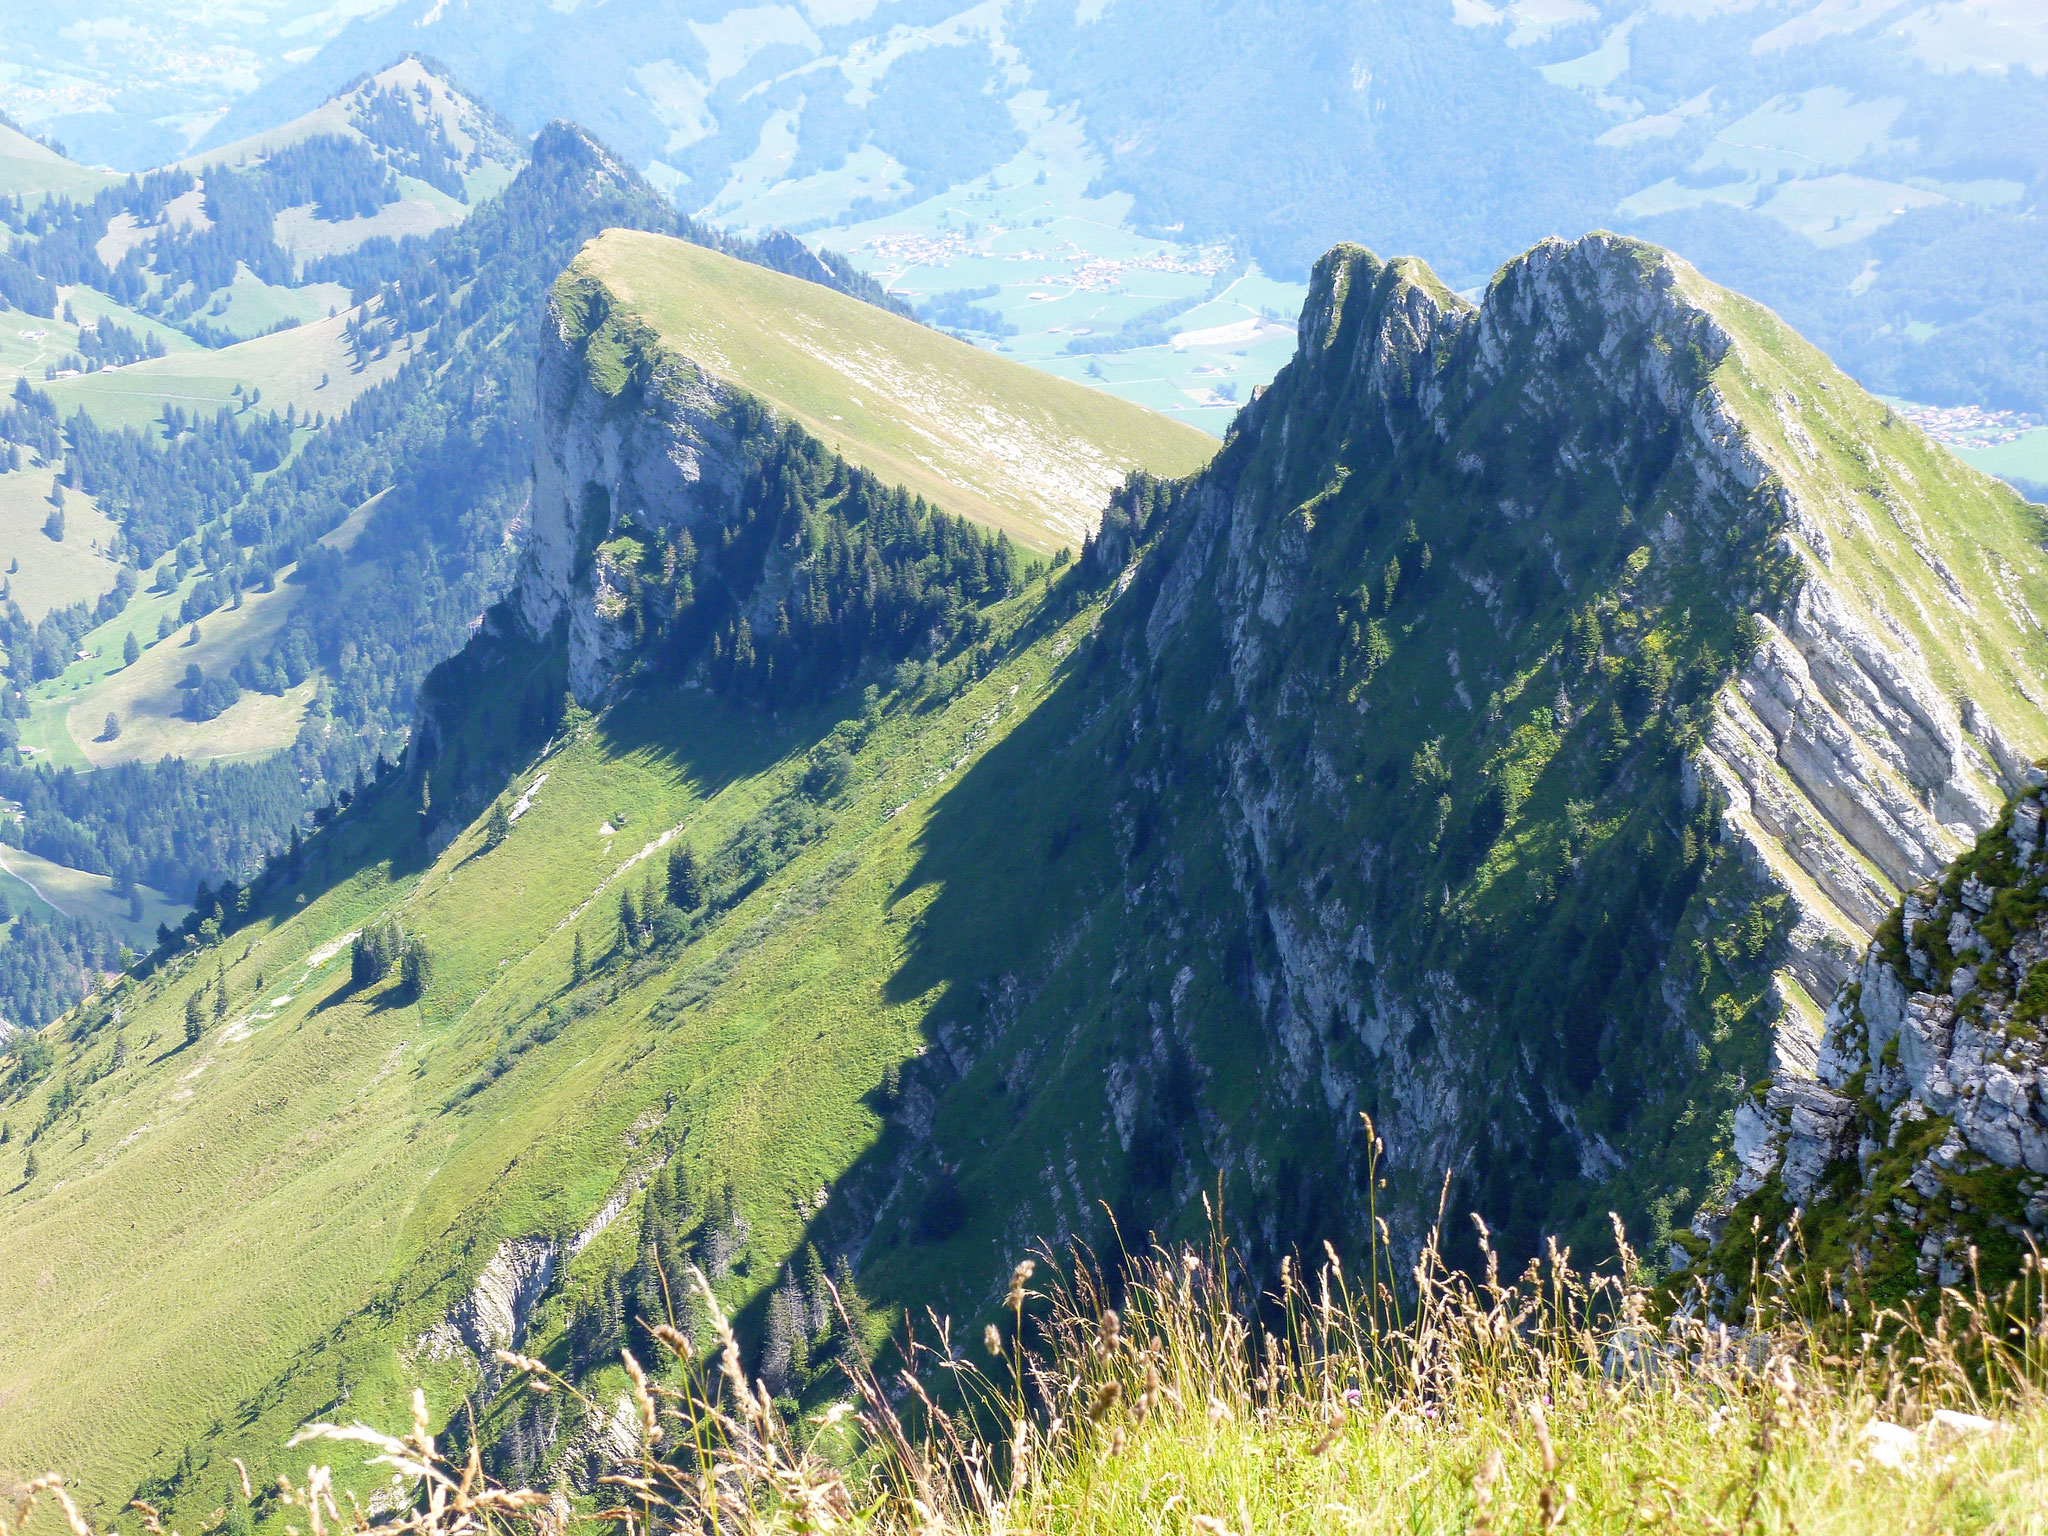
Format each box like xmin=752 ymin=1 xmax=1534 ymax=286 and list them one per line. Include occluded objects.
xmin=1016 ymin=232 xmax=2048 ymax=1265
xmin=1708 ymin=781 xmax=2048 ymax=1297
xmin=519 ymin=285 xmax=753 ymax=703
xmin=510 ymin=227 xmax=2047 ymax=1279
xmin=416 ymin=1238 xmax=556 ymax=1365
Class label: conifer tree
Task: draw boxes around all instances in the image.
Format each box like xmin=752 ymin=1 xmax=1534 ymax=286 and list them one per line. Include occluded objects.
xmin=184 ymin=989 xmax=204 ymax=1045
xmin=667 ymin=844 xmax=705 ymax=910
xmin=122 ymin=631 xmax=139 ymax=666
xmin=485 ymin=800 xmax=509 ymax=849
xmin=571 ymin=930 xmax=585 ymax=985
xmin=634 ymin=1229 xmax=667 ymax=1335
xmin=832 ymin=1255 xmax=870 ymax=1360
xmin=400 ymin=937 xmax=432 ymax=999
xmin=762 ymin=1285 xmax=802 ymax=1390
xmin=799 ymin=1242 xmax=829 ymax=1336
xmin=601 ymin=1267 xmax=627 ymax=1356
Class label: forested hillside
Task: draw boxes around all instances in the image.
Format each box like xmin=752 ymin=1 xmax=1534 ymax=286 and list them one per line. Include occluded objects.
xmin=0 ymin=78 xmax=917 ymax=1030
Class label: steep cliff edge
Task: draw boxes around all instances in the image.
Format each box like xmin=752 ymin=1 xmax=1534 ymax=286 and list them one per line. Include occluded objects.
xmin=517 ymin=230 xmax=1218 ymax=701
xmin=1700 ymin=776 xmax=2048 ymax=1304
xmin=921 ymin=230 xmax=2048 ymax=1271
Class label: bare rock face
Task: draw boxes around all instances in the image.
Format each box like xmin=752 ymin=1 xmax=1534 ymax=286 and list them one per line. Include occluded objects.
xmin=519 ymin=282 xmax=753 ymax=703
xmin=1696 ymin=581 xmax=2019 ymax=1006
xmin=417 ymin=1237 xmax=557 ymax=1364
xmin=1699 ymin=778 xmax=2048 ymax=1299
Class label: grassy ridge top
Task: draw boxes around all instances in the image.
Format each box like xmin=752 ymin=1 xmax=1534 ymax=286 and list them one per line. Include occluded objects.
xmin=0 ymin=123 xmax=120 ymax=202
xmin=1691 ymin=261 xmax=2048 ymax=759
xmin=568 ymin=229 xmax=1219 ymax=552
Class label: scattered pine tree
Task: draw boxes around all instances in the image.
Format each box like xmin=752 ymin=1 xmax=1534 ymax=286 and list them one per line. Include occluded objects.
xmin=350 ymin=916 xmax=405 ymax=987
xmin=399 ymin=936 xmax=432 ymax=1000
xmin=667 ymin=844 xmax=705 ymax=910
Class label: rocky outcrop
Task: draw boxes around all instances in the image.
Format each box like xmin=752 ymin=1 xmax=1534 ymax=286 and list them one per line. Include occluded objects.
xmin=1082 ymin=231 xmax=2046 ymax=1262
xmin=1701 ymin=777 xmax=2048 ymax=1294
xmin=1696 ymin=579 xmax=2022 ymax=1005
xmin=417 ymin=1238 xmax=557 ymax=1365
xmin=520 ymin=288 xmax=754 ymax=702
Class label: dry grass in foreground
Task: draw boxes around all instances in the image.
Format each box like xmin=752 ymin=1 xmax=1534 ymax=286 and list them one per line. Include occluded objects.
xmin=11 ymin=1193 xmax=2048 ymax=1535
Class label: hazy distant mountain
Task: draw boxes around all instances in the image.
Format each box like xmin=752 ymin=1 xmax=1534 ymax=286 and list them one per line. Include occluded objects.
xmin=176 ymin=1 xmax=2048 ymax=423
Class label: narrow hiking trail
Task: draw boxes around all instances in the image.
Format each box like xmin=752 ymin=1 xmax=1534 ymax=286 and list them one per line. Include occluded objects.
xmin=0 ymin=845 xmax=71 ymax=917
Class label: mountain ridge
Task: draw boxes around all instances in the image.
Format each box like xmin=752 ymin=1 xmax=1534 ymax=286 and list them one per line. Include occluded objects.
xmin=3 ymin=222 xmax=2045 ymax=1517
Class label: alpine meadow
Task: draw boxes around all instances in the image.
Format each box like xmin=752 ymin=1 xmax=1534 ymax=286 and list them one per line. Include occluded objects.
xmin=5 ymin=7 xmax=2048 ymax=1534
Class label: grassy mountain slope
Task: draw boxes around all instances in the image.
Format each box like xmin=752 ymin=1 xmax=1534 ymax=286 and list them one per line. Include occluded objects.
xmin=4 ymin=229 xmax=2044 ymax=1521
xmin=567 ymin=231 xmax=1218 ymax=552
xmin=17 ymin=495 xmax=383 ymax=771
xmin=0 ymin=187 xmax=1213 ymax=1512
xmin=44 ymin=309 xmax=412 ymax=432
xmin=0 ymin=463 xmax=120 ymax=623
xmin=0 ymin=123 xmax=119 ymax=203
xmin=0 ymin=841 xmax=180 ymax=950
xmin=0 ymin=546 xmax=1106 ymax=1511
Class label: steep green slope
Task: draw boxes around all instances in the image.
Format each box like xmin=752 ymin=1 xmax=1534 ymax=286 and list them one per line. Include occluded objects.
xmin=564 ymin=231 xmax=1218 ymax=553
xmin=0 ymin=542 xmax=1111 ymax=1511
xmin=4 ymin=229 xmax=2045 ymax=1520
xmin=0 ymin=122 xmax=119 ymax=202
xmin=0 ymin=117 xmax=928 ymax=1035
xmin=42 ymin=308 xmax=412 ymax=433
xmin=0 ymin=217 xmax=1212 ymax=1513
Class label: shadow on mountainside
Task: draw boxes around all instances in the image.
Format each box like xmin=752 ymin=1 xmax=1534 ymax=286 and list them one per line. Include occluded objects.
xmin=758 ymin=587 xmax=1240 ymax=1326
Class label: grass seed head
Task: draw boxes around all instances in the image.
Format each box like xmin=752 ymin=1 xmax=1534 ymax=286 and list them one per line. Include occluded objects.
xmin=1006 ymin=1260 xmax=1035 ymax=1311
